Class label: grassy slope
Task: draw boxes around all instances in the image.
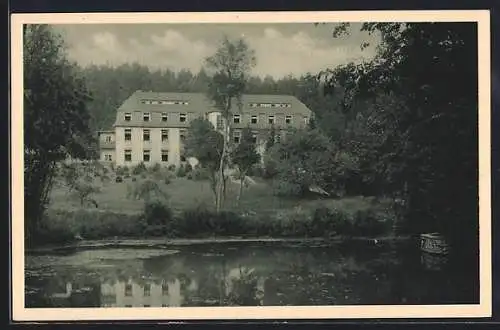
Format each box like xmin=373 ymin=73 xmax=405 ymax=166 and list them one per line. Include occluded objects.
xmin=49 ymin=175 xmax=380 ymax=216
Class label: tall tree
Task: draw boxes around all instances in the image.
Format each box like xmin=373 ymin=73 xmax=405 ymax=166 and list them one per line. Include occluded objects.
xmin=204 ymin=37 xmax=256 ymax=212
xmin=321 ymin=22 xmax=479 ymax=260
xmin=231 ymin=127 xmax=260 ymax=202
xmin=184 ymin=118 xmax=224 ymax=207
xmin=24 ymin=25 xmax=93 ymax=244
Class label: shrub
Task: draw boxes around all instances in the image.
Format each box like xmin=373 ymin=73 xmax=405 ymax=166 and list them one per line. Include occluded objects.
xmin=115 ymin=176 xmax=123 ymax=183
xmin=132 ymin=162 xmax=147 ymax=175
xmin=142 ymin=201 xmax=173 ymax=226
xmin=190 ymin=167 xmax=210 ymax=181
xmin=30 ymin=218 xmax=76 ymax=247
xmin=115 ymin=165 xmax=129 ymax=177
xmin=150 ymin=163 xmax=162 ymax=173
xmin=131 ymin=176 xmax=137 ymax=182
xmin=167 ymin=164 xmax=176 ymax=172
xmin=176 ymin=164 xmax=187 ymax=178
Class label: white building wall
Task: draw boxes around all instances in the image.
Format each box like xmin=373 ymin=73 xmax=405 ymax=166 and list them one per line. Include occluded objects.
xmin=115 ymin=126 xmax=182 ymax=168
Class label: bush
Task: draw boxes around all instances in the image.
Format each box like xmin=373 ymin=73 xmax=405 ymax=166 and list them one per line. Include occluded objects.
xmin=190 ymin=167 xmax=210 ymax=181
xmin=150 ymin=163 xmax=162 ymax=173
xmin=115 ymin=176 xmax=123 ymax=183
xmin=30 ymin=218 xmax=76 ymax=247
xmin=176 ymin=164 xmax=187 ymax=178
xmin=179 ymin=207 xmax=246 ymax=237
xmin=142 ymin=201 xmax=174 ymax=227
xmin=115 ymin=165 xmax=129 ymax=177
xmin=132 ymin=162 xmax=147 ymax=175
xmin=167 ymin=164 xmax=176 ymax=172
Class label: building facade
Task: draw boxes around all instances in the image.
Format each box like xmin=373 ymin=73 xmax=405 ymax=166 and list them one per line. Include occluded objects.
xmin=98 ymin=90 xmax=313 ymax=168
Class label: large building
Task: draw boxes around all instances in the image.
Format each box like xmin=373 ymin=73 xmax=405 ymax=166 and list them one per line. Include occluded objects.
xmin=98 ymin=90 xmax=313 ymax=167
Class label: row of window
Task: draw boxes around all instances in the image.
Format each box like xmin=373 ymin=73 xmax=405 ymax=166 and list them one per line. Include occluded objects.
xmin=123 ymin=149 xmax=182 ymax=162
xmin=123 ymin=129 xmax=186 ymax=142
xmin=124 ymin=112 xmax=187 ymax=123
xmin=140 ymin=99 xmax=189 ymax=105
xmin=122 ymin=305 xmax=169 ymax=307
xmin=123 ymin=112 xmax=308 ymax=125
xmin=249 ymin=102 xmax=291 ymax=108
xmin=124 ymin=283 xmax=170 ymax=297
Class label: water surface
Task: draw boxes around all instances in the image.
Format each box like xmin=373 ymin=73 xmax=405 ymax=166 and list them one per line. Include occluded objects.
xmin=25 ymin=241 xmax=478 ymax=307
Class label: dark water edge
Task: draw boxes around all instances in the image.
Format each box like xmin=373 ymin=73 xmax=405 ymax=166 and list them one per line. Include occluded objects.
xmin=25 ymin=239 xmax=479 ymax=308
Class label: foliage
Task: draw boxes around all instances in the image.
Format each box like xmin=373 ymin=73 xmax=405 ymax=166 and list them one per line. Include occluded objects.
xmin=184 ymin=118 xmax=224 ymax=205
xmin=231 ymin=127 xmax=261 ymax=201
xmin=72 ymin=180 xmax=100 ymax=207
xmin=140 ymin=201 xmax=176 ymax=237
xmin=126 ymin=178 xmax=169 ymax=203
xmin=132 ymin=162 xmax=147 ymax=175
xmin=24 ymin=24 xmax=94 ymax=242
xmin=320 ymin=22 xmax=479 ymax=257
xmin=266 ymin=128 xmax=340 ymax=197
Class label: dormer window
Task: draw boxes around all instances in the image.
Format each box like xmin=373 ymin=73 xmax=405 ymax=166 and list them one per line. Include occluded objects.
xmin=143 ymin=112 xmax=150 ymax=122
xmin=233 ymin=114 xmax=240 ymax=124
xmin=268 ymin=115 xmax=275 ymax=125
xmin=180 ymin=113 xmax=187 ymax=123
xmin=124 ymin=113 xmax=131 ymax=121
xmin=162 ymin=112 xmax=168 ymax=122
xmin=303 ymin=116 xmax=309 ymax=125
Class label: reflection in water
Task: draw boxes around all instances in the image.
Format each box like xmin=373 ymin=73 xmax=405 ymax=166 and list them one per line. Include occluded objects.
xmin=25 ymin=241 xmax=479 ymax=308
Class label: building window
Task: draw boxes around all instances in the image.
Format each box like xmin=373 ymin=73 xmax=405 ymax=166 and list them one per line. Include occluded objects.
xmin=144 ymin=304 xmax=150 ymax=307
xmin=105 ymin=135 xmax=112 ymax=142
xmin=125 ymin=305 xmax=132 ymax=308
xmin=161 ymin=129 xmax=168 ymax=142
xmin=125 ymin=284 xmax=132 ymax=296
xmin=180 ymin=113 xmax=187 ymax=123
xmin=251 ymin=115 xmax=258 ymax=124
xmin=143 ymin=112 xmax=150 ymax=122
xmin=162 ymin=284 xmax=168 ymax=296
xmin=162 ymin=304 xmax=167 ymax=307
xmin=268 ymin=115 xmax=275 ymax=125
xmin=180 ymin=130 xmax=186 ymax=142
xmin=124 ymin=113 xmax=131 ymax=121
xmin=124 ymin=129 xmax=132 ymax=141
xmin=233 ymin=114 xmax=240 ymax=124
xmin=251 ymin=133 xmax=257 ymax=144
xmin=233 ymin=130 xmax=241 ymax=144
xmin=144 ymin=284 xmax=151 ymax=297
xmin=124 ymin=149 xmax=132 ymax=162
xmin=143 ymin=150 xmax=150 ymax=162
xmin=161 ymin=150 xmax=168 ymax=162
xmin=143 ymin=129 xmax=150 ymax=141
xmin=216 ymin=115 xmax=223 ymax=130
xmin=303 ymin=116 xmax=309 ymax=125
xmin=105 ymin=154 xmax=112 ymax=161
xmin=162 ymin=112 xmax=168 ymax=122
xmin=285 ymin=115 xmax=292 ymax=124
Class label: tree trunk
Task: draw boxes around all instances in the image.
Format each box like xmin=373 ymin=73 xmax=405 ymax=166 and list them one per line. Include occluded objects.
xmin=216 ymin=117 xmax=229 ymax=212
xmin=237 ymin=176 xmax=244 ymax=204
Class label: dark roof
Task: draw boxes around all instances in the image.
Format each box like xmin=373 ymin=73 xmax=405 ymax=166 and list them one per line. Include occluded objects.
xmin=116 ymin=90 xmax=312 ymax=115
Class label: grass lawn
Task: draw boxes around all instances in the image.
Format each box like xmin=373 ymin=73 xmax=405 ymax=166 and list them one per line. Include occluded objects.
xmin=49 ymin=174 xmax=382 ymax=216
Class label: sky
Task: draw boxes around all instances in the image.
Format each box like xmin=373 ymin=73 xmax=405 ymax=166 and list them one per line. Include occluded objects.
xmin=53 ymin=23 xmax=380 ymax=79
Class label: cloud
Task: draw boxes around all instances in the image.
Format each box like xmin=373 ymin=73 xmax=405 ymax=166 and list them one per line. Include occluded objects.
xmin=66 ymin=27 xmax=376 ymax=78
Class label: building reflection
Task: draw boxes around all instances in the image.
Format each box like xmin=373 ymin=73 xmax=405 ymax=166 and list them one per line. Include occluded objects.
xmin=100 ymin=278 xmax=184 ymax=307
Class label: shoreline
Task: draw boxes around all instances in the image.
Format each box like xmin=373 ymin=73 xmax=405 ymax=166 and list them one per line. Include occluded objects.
xmin=26 ymin=235 xmax=413 ymax=254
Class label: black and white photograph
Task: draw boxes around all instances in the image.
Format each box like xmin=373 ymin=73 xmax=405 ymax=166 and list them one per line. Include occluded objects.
xmin=11 ymin=11 xmax=491 ymax=320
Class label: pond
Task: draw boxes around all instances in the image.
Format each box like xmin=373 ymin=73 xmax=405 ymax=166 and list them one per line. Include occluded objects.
xmin=25 ymin=240 xmax=479 ymax=308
